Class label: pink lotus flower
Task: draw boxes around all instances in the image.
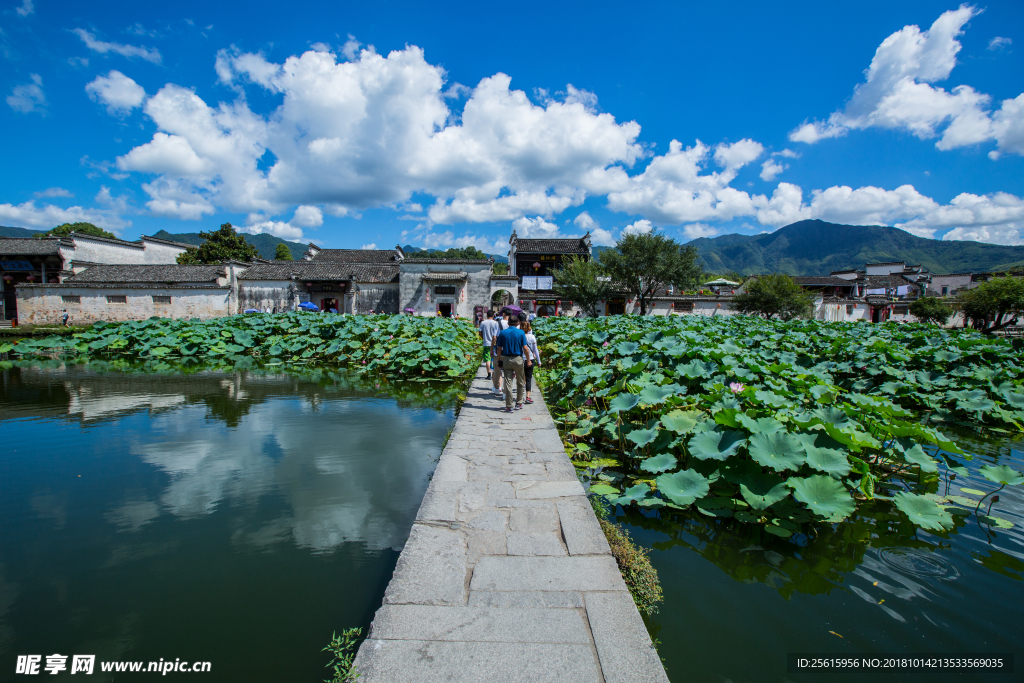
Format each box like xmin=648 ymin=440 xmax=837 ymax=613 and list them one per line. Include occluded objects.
xmin=585 ymin=398 xmax=594 ymax=406
xmin=362 ymin=360 xmax=367 ymax=365
xmin=603 ymin=341 xmax=610 ymax=347
xmin=729 ymin=382 xmax=745 ymax=393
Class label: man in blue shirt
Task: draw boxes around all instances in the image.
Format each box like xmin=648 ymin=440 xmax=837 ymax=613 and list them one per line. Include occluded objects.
xmin=495 ymin=316 xmax=527 ymax=411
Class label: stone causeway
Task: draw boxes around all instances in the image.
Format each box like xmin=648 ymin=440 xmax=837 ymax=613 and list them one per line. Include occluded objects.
xmin=354 ymin=365 xmax=669 ymax=682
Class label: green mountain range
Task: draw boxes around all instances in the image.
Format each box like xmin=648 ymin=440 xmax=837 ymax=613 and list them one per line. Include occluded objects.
xmin=0 ymin=225 xmax=44 ymax=238
xmin=681 ymin=220 xmax=1024 ymax=275
xmin=152 ymin=230 xmax=308 ymax=260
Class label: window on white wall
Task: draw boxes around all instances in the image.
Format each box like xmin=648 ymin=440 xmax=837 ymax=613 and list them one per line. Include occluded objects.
xmin=152 ymin=295 xmax=172 ymax=304
xmin=61 ymin=295 xmax=81 ymax=304
xmin=106 ymin=295 xmax=127 ymax=304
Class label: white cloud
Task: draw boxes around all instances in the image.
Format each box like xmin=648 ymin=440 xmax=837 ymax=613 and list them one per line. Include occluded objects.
xmin=573 ymin=211 xmax=597 ymax=230
xmin=243 ymin=219 xmax=304 ymax=240
xmin=682 ymin=222 xmax=718 ymax=239
xmin=419 ymin=229 xmax=507 ymax=254
xmin=713 ymin=138 xmax=763 ymax=172
xmin=86 ymin=70 xmax=146 ymax=115
xmin=15 ymin=0 xmax=33 ymax=17
xmin=775 ymin=149 xmax=800 ymax=158
xmin=0 ymin=200 xmax=130 ymax=232
xmin=622 ymin=219 xmax=653 ymax=235
xmin=511 ymin=215 xmax=561 ymax=238
xmin=760 ymin=159 xmax=785 ymax=181
xmin=290 ymin=205 xmax=323 ymax=228
xmin=789 ymin=6 xmax=1024 ymax=157
xmin=6 ymin=73 xmax=45 ymax=114
xmin=141 ymin=178 xmax=215 ymax=220
xmin=590 ymin=228 xmax=615 ymax=246
xmin=33 ymin=187 xmax=73 ymax=198
xmin=988 ymin=36 xmax=1011 ymax=51
xmin=360 ymin=243 xmax=377 ymax=250
xmin=73 ymin=29 xmax=162 ymax=63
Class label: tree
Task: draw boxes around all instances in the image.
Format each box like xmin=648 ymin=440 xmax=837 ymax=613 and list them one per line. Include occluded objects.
xmin=35 ymin=222 xmax=117 ymax=240
xmin=733 ymin=273 xmax=815 ymax=320
xmin=177 ymin=223 xmax=259 ymax=264
xmin=909 ymin=296 xmax=952 ymax=326
xmin=552 ymin=255 xmax=614 ymax=317
xmin=274 ymin=243 xmax=294 ymax=260
xmin=957 ymin=277 xmax=1024 ymax=334
xmin=492 ymin=262 xmax=509 ymax=275
xmin=599 ymin=232 xmax=703 ymax=315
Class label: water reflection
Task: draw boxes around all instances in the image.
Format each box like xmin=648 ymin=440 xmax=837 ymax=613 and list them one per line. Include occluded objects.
xmin=0 ymin=363 xmax=458 ymax=681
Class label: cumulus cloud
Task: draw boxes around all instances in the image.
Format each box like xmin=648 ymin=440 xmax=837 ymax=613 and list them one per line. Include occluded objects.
xmin=713 ymin=139 xmax=763 ymax=171
xmin=86 ymin=70 xmax=146 ymax=114
xmin=760 ymin=159 xmax=785 ymax=181
xmin=6 ymin=73 xmax=45 ymax=114
xmin=290 ymin=205 xmax=323 ymax=228
xmin=72 ymin=29 xmax=162 ymax=63
xmin=682 ymin=222 xmax=717 ymax=239
xmin=511 ymin=215 xmax=560 ymax=238
xmin=360 ymin=243 xmax=377 ymax=250
xmin=590 ymin=228 xmax=615 ymax=246
xmin=33 ymin=187 xmax=73 ymax=198
xmin=0 ymin=200 xmax=129 ymax=232
xmin=573 ymin=211 xmax=597 ymax=230
xmin=15 ymin=0 xmax=33 ymax=17
xmin=789 ymin=6 xmax=1024 ymax=157
xmin=622 ymin=219 xmax=653 ymax=235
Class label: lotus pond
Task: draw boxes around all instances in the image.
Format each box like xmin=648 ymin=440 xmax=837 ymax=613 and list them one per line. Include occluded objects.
xmin=0 ymin=359 xmax=460 ymax=682
xmin=535 ymin=315 xmax=1023 ymax=681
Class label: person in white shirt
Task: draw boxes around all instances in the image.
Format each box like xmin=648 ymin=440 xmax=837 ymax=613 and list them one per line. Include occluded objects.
xmin=479 ymin=310 xmax=502 ymax=394
xmin=522 ymin=320 xmax=541 ymax=405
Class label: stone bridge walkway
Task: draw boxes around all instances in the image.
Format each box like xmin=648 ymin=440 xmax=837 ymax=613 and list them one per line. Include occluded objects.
xmin=354 ymin=365 xmax=669 ymax=683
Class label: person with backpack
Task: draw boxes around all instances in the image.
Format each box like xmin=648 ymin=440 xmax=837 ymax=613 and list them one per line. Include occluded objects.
xmin=479 ymin=310 xmax=502 ymax=395
xmin=522 ymin=320 xmax=541 ymax=405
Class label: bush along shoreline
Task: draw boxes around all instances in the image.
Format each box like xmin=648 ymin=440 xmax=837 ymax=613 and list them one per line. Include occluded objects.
xmin=534 ymin=315 xmax=1024 ymax=539
xmin=1 ymin=312 xmax=482 ymax=381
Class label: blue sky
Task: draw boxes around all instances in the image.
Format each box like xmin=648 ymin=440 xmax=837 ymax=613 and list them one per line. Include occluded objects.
xmin=1 ymin=0 xmax=1022 ymax=252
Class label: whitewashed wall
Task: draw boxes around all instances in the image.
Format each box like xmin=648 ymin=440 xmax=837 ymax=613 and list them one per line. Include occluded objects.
xmin=140 ymin=238 xmax=190 ymax=264
xmin=15 ymin=285 xmax=231 ymax=325
xmin=399 ymin=263 xmax=492 ymax=316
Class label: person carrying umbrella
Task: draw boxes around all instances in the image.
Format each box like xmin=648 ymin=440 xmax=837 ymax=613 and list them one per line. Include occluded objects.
xmin=494 ymin=314 xmax=527 ymax=412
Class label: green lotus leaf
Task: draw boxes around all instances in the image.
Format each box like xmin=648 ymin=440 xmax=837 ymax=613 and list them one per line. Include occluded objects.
xmin=688 ymin=429 xmax=747 ymax=461
xmin=656 ymin=469 xmax=710 ymax=507
xmin=959 ymin=487 xmax=987 ymax=496
xmin=614 ymin=341 xmax=640 ymax=356
xmin=589 ymin=483 xmax=619 ymax=496
xmin=677 ymin=359 xmax=712 ymax=379
xmin=754 ymin=390 xmax=789 ymax=408
xmin=899 ymin=444 xmax=938 ymax=473
xmin=979 ymin=464 xmax=1024 ymax=486
xmin=893 ymin=492 xmax=954 ymax=530
xmin=737 ymin=414 xmax=785 ymax=434
xmin=787 ymin=474 xmax=855 ymax=522
xmin=660 ymin=409 xmax=703 ymax=434
xmin=1002 ymin=391 xmax=1024 ymax=409
xmin=748 ymin=431 xmax=805 ymax=472
xmin=626 ymin=427 xmax=659 ymax=448
xmin=640 ymin=453 xmax=677 ymax=474
xmin=613 ymin=483 xmax=651 ymax=505
xmin=638 ymin=385 xmax=674 ymax=405
xmin=608 ymin=393 xmax=641 ymax=413
xmin=978 ymin=515 xmax=1014 ymax=529
xmin=793 ymin=433 xmax=851 ymax=477
xmin=738 ymin=472 xmax=790 ymax=510
xmin=764 ymin=524 xmax=793 ymax=538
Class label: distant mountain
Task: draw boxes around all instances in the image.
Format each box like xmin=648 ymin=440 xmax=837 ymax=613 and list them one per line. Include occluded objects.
xmin=402 ymin=244 xmax=509 ymax=263
xmin=0 ymin=225 xmax=43 ymax=238
xmin=686 ymin=220 xmax=1024 ymax=275
xmin=152 ymin=230 xmax=308 ymax=260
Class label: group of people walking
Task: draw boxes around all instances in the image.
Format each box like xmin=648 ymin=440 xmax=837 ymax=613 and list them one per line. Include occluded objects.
xmin=478 ymin=309 xmax=541 ymax=413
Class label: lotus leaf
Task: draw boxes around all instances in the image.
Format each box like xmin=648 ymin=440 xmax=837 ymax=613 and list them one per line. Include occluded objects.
xmin=656 ymin=469 xmax=710 ymax=506
xmin=748 ymin=431 xmax=805 ymax=472
xmin=608 ymin=393 xmax=641 ymax=413
xmin=787 ymin=475 xmax=855 ymax=522
xmin=738 ymin=472 xmax=790 ymax=510
xmin=688 ymin=429 xmax=746 ymax=461
xmin=627 ymin=427 xmax=659 ymax=448
xmin=980 ymin=464 xmax=1024 ymax=486
xmin=660 ymin=410 xmax=703 ymax=434
xmin=737 ymin=414 xmax=786 ymax=434
xmin=613 ymin=483 xmax=651 ymax=505
xmin=893 ymin=492 xmax=954 ymax=530
xmin=899 ymin=443 xmax=938 ymax=473
xmin=614 ymin=341 xmax=640 ymax=356
xmin=639 ymin=385 xmax=674 ymax=405
xmin=589 ymin=483 xmax=620 ymax=496
xmin=793 ymin=434 xmax=851 ymax=478
xmin=640 ymin=453 xmax=677 ymax=474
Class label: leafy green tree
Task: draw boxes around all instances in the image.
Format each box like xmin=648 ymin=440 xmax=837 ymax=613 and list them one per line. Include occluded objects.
xmin=492 ymin=262 xmax=509 ymax=275
xmin=274 ymin=242 xmax=294 ymax=260
xmin=733 ymin=273 xmax=815 ymax=320
xmin=552 ymin=255 xmax=614 ymax=317
xmin=600 ymin=232 xmax=703 ymax=315
xmin=35 ymin=222 xmax=117 ymax=240
xmin=958 ymin=276 xmax=1024 ymax=333
xmin=909 ymin=296 xmax=952 ymax=325
xmin=176 ymin=223 xmax=259 ymax=264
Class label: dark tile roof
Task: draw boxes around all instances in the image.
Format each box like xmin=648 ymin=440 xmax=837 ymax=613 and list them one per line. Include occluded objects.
xmin=514 ymin=238 xmax=590 ymax=255
xmin=0 ymin=237 xmax=65 ymax=256
xmin=239 ymin=262 xmax=399 ymax=283
xmin=793 ymin=276 xmax=858 ymax=286
xmin=140 ymin=235 xmax=194 ymax=249
xmin=420 ymin=271 xmax=468 ymax=281
xmin=309 ymin=248 xmax=400 ymax=263
xmin=865 ymin=261 xmax=906 ymax=267
xmin=863 ymin=274 xmax=914 ymax=288
xmin=402 ymin=258 xmax=492 ymax=264
xmin=490 ymin=275 xmax=520 ymax=280
xmin=67 ymin=232 xmax=145 ymax=249
xmin=65 ymin=264 xmax=226 ymax=283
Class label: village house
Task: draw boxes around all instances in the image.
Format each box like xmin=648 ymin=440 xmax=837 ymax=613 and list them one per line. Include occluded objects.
xmin=508 ymin=232 xmax=591 ymax=316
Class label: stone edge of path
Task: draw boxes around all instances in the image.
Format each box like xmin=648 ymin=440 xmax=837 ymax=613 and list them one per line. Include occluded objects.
xmin=353 ymin=365 xmax=669 ymax=683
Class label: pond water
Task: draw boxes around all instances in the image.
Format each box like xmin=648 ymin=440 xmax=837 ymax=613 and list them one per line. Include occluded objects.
xmin=0 ymin=363 xmax=456 ymax=681
xmin=617 ymin=429 xmax=1023 ymax=682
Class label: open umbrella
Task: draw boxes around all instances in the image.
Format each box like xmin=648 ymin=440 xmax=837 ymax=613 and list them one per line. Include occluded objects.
xmin=703 ymin=278 xmax=739 ymax=286
xmin=243 ymin=308 xmax=260 ymax=313
xmin=298 ymin=301 xmax=320 ymax=311
xmin=500 ymin=304 xmax=524 ymax=316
